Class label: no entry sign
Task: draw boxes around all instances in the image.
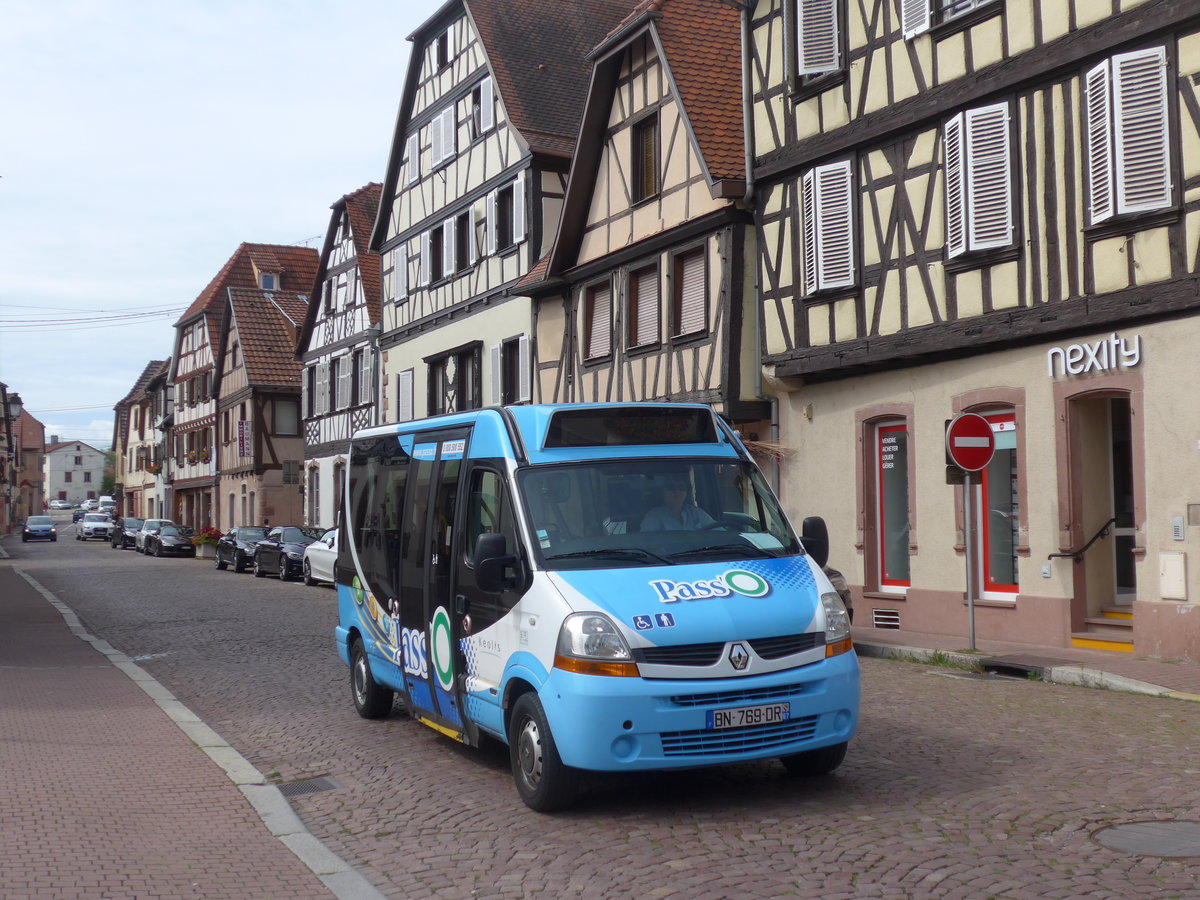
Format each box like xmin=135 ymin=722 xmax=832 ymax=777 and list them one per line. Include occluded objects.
xmin=945 ymin=413 xmax=995 ymax=472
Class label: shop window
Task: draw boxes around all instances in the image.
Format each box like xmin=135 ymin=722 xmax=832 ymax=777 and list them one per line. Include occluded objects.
xmin=976 ymin=411 xmax=1019 ymax=596
xmin=876 ymin=421 xmax=910 ymax=590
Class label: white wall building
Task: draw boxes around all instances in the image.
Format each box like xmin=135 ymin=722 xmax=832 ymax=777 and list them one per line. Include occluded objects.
xmin=43 ymin=440 xmax=106 ymax=504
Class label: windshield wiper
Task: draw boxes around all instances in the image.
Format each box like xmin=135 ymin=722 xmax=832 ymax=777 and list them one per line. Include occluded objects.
xmin=667 ymin=543 xmax=773 ymax=561
xmin=545 ymin=547 xmax=673 ymax=565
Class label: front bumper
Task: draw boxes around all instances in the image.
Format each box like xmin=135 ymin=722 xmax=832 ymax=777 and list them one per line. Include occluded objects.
xmin=80 ymin=527 xmax=112 ymax=539
xmin=23 ymin=531 xmax=55 ymax=541
xmin=156 ymin=543 xmax=196 ymax=557
xmin=535 ymin=649 xmax=860 ymax=772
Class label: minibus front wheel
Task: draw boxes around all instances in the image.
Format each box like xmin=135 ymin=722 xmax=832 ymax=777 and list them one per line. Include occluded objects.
xmin=509 ymin=693 xmax=579 ymax=812
xmin=351 ymin=638 xmax=393 ymax=719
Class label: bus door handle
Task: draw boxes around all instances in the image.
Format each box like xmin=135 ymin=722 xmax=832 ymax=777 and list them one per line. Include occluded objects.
xmin=455 ymin=593 xmax=469 ymax=615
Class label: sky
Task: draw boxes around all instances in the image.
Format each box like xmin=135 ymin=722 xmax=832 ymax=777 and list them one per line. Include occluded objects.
xmin=0 ymin=0 xmax=442 ymax=447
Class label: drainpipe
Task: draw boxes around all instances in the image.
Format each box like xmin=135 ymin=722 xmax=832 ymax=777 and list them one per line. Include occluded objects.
xmin=740 ymin=0 xmax=781 ymax=495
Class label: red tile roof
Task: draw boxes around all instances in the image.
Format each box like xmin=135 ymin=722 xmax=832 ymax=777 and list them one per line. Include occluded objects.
xmin=226 ymin=289 xmax=310 ymax=388
xmin=343 ymin=183 xmax=383 ymax=325
xmin=115 ymin=360 xmax=166 ymax=408
xmin=175 ymin=243 xmax=320 ymax=326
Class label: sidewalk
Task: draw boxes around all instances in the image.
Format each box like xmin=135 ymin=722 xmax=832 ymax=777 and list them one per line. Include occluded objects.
xmin=0 ymin=557 xmax=386 ymax=900
xmin=853 ymin=623 xmax=1200 ymax=701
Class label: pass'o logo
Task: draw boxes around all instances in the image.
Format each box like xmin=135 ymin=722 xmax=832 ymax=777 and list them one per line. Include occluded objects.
xmin=650 ymin=569 xmax=772 ymax=603
xmin=724 ymin=569 xmax=769 ymax=598
xmin=430 ymin=607 xmax=455 ymax=692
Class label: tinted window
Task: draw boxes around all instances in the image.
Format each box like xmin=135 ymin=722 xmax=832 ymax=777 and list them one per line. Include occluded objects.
xmin=27 ymin=516 xmax=52 ymax=525
xmin=238 ymin=527 xmax=266 ymax=542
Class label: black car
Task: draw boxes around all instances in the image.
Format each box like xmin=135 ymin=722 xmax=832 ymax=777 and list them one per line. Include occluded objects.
xmin=144 ymin=524 xmax=197 ymax=558
xmin=214 ymin=526 xmax=267 ymax=573
xmin=72 ymin=507 xmax=87 ymax=523
xmin=253 ymin=526 xmax=323 ymax=580
xmin=111 ymin=516 xmax=145 ymax=550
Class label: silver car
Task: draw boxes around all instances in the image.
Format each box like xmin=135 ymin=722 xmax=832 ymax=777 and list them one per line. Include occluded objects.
xmin=302 ymin=528 xmax=338 ymax=586
xmin=135 ymin=518 xmax=176 ymax=553
xmin=77 ymin=512 xmax=114 ymax=541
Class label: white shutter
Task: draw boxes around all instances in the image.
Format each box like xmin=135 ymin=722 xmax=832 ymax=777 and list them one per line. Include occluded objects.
xmin=420 ymin=231 xmax=431 ymax=285
xmin=676 ymin=252 xmax=706 ymax=336
xmin=339 ymin=356 xmax=353 ymax=409
xmin=586 ymin=284 xmax=612 ymax=358
xmin=801 ymin=170 xmax=818 ymax=295
xmin=489 ymin=343 xmax=503 ymax=406
xmin=1113 ymin=46 xmax=1170 ymax=214
xmin=517 ymin=335 xmax=531 ymax=403
xmin=301 ymin=366 xmax=310 ymax=419
xmin=396 ymin=246 xmax=408 ymax=300
xmin=445 ymin=24 xmax=455 ymax=61
xmin=358 ymin=349 xmax=372 ymax=404
xmin=430 ymin=116 xmax=443 ymax=167
xmin=798 ymin=0 xmax=839 ymax=75
xmin=965 ymin=102 xmax=1012 ymax=251
xmin=1085 ymin=60 xmax=1115 ymax=224
xmin=513 ymin=174 xmax=526 ymax=244
xmin=486 ymin=191 xmax=497 ymax=255
xmin=468 ymin=209 xmax=479 ymax=265
xmin=443 ymin=219 xmax=455 ymax=275
xmin=405 ymin=133 xmax=419 ymax=185
xmin=441 ymin=107 xmax=456 ymax=163
xmin=633 ymin=267 xmax=659 ymax=346
xmin=901 ymin=0 xmax=930 ymax=39
xmin=944 ymin=113 xmax=967 ymax=259
xmin=814 ymin=160 xmax=855 ymax=290
xmin=397 ymin=370 xmax=414 ymax=422
xmin=480 ymin=76 xmax=494 ymax=131
xmin=316 ymin=362 xmax=330 ymax=415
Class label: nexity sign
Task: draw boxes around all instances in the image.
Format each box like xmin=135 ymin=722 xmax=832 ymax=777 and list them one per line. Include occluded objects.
xmin=1047 ymin=332 xmax=1141 ymax=378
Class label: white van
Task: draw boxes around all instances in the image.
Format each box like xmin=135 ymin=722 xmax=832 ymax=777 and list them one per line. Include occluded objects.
xmin=335 ymin=403 xmax=859 ymax=810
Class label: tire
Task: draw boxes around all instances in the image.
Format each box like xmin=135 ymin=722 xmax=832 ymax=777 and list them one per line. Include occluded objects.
xmin=279 ymin=562 xmax=291 ymax=582
xmin=153 ymin=542 xmax=163 ymax=558
xmin=302 ymin=559 xmax=315 ymax=587
xmin=215 ymin=551 xmax=227 ymax=570
xmin=508 ymin=692 xmax=579 ymax=812
xmin=234 ymin=552 xmax=247 ymax=573
xmin=351 ymin=639 xmax=393 ymax=719
xmin=254 ymin=559 xmax=267 ymax=577
xmin=22 ymin=537 xmax=27 ymax=543
xmin=780 ymin=741 xmax=848 ymax=777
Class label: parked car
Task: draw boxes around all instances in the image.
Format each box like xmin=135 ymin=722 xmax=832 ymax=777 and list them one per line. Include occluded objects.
xmin=77 ymin=512 xmax=114 ymax=541
xmin=253 ymin=526 xmax=323 ymax=581
xmin=82 ymin=499 xmax=99 ymax=511
xmin=135 ymin=518 xmax=175 ymax=553
xmin=143 ymin=524 xmax=196 ymax=558
xmin=302 ymin=528 xmax=338 ymax=586
xmin=49 ymin=499 xmax=71 ymax=510
xmin=22 ymin=515 xmax=57 ymax=542
xmin=98 ymin=499 xmax=116 ymax=515
xmin=214 ymin=526 xmax=267 ymax=573
xmin=72 ymin=507 xmax=87 ymax=523
xmin=111 ymin=516 xmax=145 ymax=550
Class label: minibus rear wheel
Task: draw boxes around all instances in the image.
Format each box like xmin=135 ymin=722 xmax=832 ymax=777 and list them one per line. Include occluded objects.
xmin=780 ymin=741 xmax=847 ymax=777
xmin=509 ymin=693 xmax=579 ymax=812
xmin=351 ymin=639 xmax=393 ymax=719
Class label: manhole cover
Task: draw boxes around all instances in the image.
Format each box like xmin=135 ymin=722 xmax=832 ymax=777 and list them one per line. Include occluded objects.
xmin=1093 ymin=820 xmax=1200 ymax=857
xmin=277 ymin=776 xmax=340 ymax=798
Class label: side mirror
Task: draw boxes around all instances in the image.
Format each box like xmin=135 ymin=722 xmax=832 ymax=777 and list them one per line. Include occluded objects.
xmin=475 ymin=532 xmax=518 ymax=594
xmin=801 ymin=516 xmax=829 ymax=569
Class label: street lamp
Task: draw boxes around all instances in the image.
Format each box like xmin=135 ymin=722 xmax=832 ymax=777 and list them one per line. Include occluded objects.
xmin=7 ymin=393 xmax=23 ymax=420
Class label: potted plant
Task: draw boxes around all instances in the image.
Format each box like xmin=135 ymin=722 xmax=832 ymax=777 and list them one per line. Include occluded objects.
xmin=187 ymin=450 xmax=198 ymax=464
xmin=191 ymin=526 xmax=223 ymax=559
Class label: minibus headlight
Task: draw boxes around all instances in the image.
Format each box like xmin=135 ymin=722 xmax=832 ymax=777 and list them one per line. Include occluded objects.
xmin=556 ymin=613 xmax=632 ymax=661
xmin=821 ymin=591 xmax=852 ymax=646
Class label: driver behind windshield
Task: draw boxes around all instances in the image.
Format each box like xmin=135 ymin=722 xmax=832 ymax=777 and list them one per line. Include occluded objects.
xmin=640 ymin=474 xmax=715 ymax=532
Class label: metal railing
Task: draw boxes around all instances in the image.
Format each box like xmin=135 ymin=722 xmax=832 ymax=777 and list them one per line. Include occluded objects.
xmin=1048 ymin=516 xmax=1118 ymax=563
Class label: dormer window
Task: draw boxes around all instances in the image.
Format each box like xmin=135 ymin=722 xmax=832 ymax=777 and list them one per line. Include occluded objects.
xmin=260 ymin=272 xmax=278 ymax=290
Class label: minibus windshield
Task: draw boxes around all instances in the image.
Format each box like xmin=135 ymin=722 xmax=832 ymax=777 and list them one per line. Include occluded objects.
xmin=518 ymin=458 xmax=801 ymax=570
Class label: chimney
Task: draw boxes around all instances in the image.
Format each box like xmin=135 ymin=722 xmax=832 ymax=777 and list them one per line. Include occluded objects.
xmin=51 ymin=435 xmax=59 ymax=444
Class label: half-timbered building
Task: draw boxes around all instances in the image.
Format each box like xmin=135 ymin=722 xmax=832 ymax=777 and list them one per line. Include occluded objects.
xmin=525 ymin=0 xmax=766 ymax=431
xmin=213 ymin=286 xmax=310 ymax=532
xmin=170 ymin=243 xmax=318 ymax=529
xmin=371 ymin=0 xmax=639 ymax=422
xmin=751 ymin=0 xmax=1200 ymax=661
xmin=295 ymin=183 xmax=382 ymax=530
xmin=111 ymin=360 xmax=165 ymax=519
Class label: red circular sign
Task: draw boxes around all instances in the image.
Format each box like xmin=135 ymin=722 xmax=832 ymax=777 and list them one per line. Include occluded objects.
xmin=946 ymin=413 xmax=995 ymax=472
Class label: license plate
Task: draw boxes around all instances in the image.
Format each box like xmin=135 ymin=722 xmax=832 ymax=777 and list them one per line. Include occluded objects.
xmin=706 ymin=702 xmax=791 ymax=730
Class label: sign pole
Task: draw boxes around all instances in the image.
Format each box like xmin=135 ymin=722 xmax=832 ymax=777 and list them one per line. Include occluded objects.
xmin=963 ymin=471 xmax=976 ymax=651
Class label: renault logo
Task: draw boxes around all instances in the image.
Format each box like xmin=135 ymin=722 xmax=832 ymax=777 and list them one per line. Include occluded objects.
xmin=728 ymin=643 xmax=750 ymax=670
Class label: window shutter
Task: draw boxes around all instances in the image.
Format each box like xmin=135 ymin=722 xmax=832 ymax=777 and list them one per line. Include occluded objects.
xmin=358 ymin=349 xmax=372 ymax=404
xmin=901 ymin=0 xmax=930 ymax=39
xmin=443 ymin=219 xmax=455 ymax=276
xmin=486 ymin=191 xmax=497 ymax=255
xmin=430 ymin=116 xmax=443 ymax=167
xmin=1085 ymin=60 xmax=1115 ymax=224
xmin=633 ymin=267 xmax=659 ymax=346
xmin=340 ymin=356 xmax=354 ymax=409
xmin=801 ymin=170 xmax=818 ymax=295
xmin=445 ymin=24 xmax=455 ymax=61
xmin=798 ymin=0 xmax=839 ymax=75
xmin=480 ymin=76 xmax=494 ymax=131
xmin=517 ymin=335 xmax=531 ymax=403
xmin=441 ymin=108 xmax=456 ymax=163
xmin=397 ymin=370 xmax=414 ymax=422
xmin=396 ymin=246 xmax=408 ymax=300
xmin=420 ymin=231 xmax=431 ymax=285
xmin=468 ymin=211 xmax=478 ymax=265
xmin=964 ymin=102 xmax=1012 ymax=251
xmin=814 ymin=160 xmax=855 ymax=290
xmin=1113 ymin=46 xmax=1170 ymax=214
xmin=676 ymin=252 xmax=706 ymax=336
xmin=489 ymin=344 xmax=503 ymax=405
xmin=586 ymin=284 xmax=612 ymax=359
xmin=316 ymin=362 xmax=330 ymax=415
xmin=405 ymin=133 xmax=419 ymax=185
xmin=301 ymin=367 xmax=309 ymax=420
xmin=944 ymin=112 xmax=967 ymax=258
xmin=513 ymin=174 xmax=526 ymax=244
